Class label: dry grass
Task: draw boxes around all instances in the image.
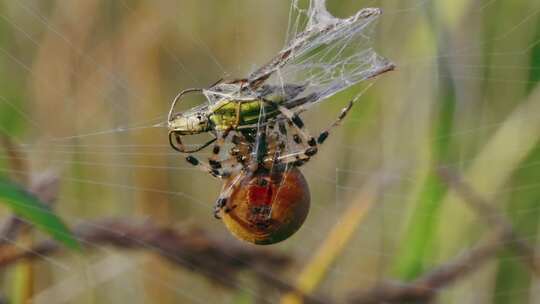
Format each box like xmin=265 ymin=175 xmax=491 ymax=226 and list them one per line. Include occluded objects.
xmin=0 ymin=0 xmax=540 ymax=303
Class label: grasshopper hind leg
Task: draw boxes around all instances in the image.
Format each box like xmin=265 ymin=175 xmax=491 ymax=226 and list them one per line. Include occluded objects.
xmin=169 ymin=131 xmax=217 ymax=154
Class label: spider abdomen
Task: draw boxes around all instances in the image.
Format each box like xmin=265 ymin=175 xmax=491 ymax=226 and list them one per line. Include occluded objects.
xmin=220 ymin=166 xmax=310 ymax=245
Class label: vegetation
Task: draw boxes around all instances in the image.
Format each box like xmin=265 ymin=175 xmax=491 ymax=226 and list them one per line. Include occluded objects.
xmin=0 ymin=0 xmax=539 ymax=303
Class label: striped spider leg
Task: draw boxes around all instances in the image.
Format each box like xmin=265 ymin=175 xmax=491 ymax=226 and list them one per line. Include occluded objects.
xmin=264 ymin=94 xmax=359 ymax=166
xmin=207 ymin=128 xmax=239 ymax=176
xmin=169 ymin=132 xmax=222 ymax=178
xmin=214 ymin=171 xmax=244 ymax=219
xmin=172 ymin=129 xmax=241 ymax=179
xmin=212 ymin=131 xmax=256 ymax=218
xmin=173 ymin=128 xmax=253 ymax=219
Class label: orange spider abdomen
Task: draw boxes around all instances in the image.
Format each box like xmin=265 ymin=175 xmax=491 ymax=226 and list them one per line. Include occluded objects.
xmin=220 ymin=166 xmax=310 ymax=245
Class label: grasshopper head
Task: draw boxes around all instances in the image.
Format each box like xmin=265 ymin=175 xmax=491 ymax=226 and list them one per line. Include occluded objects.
xmin=168 ymin=112 xmax=209 ymax=135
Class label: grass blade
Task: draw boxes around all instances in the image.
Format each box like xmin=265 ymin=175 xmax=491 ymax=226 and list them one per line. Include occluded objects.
xmin=0 ymin=179 xmax=79 ymax=250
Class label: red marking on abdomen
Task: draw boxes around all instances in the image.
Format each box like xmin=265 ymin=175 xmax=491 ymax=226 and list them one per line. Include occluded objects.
xmin=248 ymin=185 xmax=273 ymax=206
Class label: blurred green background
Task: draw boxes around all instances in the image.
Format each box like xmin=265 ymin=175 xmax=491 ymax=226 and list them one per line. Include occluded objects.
xmin=1 ymin=0 xmax=540 ymax=303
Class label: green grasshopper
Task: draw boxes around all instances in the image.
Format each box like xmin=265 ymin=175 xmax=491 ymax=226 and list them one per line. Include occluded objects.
xmin=167 ymin=81 xmax=306 ymax=152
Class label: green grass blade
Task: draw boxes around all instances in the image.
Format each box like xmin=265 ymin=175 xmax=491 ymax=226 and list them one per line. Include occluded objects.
xmin=436 ymin=83 xmax=540 ymax=273
xmin=492 ymin=19 xmax=540 ymax=302
xmin=527 ymin=16 xmax=540 ymax=92
xmin=493 ymin=146 xmax=540 ymax=304
xmin=392 ymin=173 xmax=448 ymax=280
xmin=0 ymin=179 xmax=79 ymax=250
xmin=393 ymin=59 xmax=457 ymax=280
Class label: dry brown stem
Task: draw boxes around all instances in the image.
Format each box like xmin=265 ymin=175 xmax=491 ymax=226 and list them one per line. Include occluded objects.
xmin=0 ymin=218 xmax=329 ymax=304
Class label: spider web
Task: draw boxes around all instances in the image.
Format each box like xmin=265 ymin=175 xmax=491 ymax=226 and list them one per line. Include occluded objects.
xmin=202 ymin=0 xmax=393 ymax=109
xmin=0 ymin=0 xmax=539 ymax=303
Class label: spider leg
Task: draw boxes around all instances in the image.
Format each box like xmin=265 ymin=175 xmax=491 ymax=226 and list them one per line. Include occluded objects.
xmin=239 ymin=103 xmax=273 ymax=172
xmin=210 ymin=131 xmax=255 ymax=219
xmin=229 ymin=133 xmax=253 ymax=168
xmin=266 ymin=95 xmax=358 ymax=166
xmin=213 ymin=198 xmax=227 ymax=219
xmin=251 ymin=126 xmax=268 ymax=169
xmin=276 ymin=128 xmax=316 ymax=166
xmin=208 ymin=129 xmax=235 ymax=172
xmin=316 ymin=98 xmax=356 ymax=145
xmin=184 ymin=154 xmax=228 ymax=179
xmin=213 ymin=170 xmax=244 ymax=219
xmin=270 ymin=104 xmax=319 ymax=163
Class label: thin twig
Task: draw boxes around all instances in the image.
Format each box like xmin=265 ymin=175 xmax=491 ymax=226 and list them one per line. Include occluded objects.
xmin=0 ymin=135 xmax=28 ymax=185
xmin=438 ymin=167 xmax=540 ymax=275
